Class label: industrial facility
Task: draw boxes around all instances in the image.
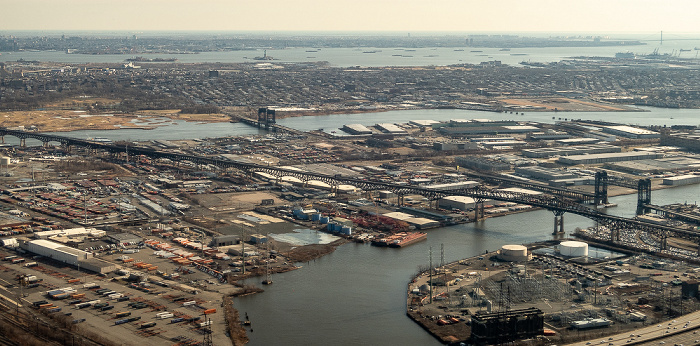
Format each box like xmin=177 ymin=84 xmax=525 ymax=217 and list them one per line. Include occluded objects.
xmin=470 ymin=308 xmax=544 ymax=344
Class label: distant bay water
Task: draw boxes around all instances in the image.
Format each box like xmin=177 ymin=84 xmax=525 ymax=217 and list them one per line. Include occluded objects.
xmin=2 ymin=38 xmax=700 ymax=68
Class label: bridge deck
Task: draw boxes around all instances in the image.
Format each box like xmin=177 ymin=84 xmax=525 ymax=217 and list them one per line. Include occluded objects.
xmin=0 ymin=128 xmax=695 ymax=241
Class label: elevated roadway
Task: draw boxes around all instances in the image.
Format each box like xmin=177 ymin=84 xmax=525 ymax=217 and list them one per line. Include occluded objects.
xmin=1 ymin=128 xmax=698 ymax=243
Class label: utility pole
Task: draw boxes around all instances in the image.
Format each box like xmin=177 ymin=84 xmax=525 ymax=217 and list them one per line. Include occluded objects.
xmin=241 ymin=229 xmax=246 ymax=276
xmin=429 ymin=246 xmax=433 ymax=304
xmin=441 ymin=243 xmax=448 ymax=301
xmin=83 ymin=191 xmax=88 ymax=225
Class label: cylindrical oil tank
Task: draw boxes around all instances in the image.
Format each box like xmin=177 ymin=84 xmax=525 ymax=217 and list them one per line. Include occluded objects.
xmin=498 ymin=244 xmax=528 ymax=262
xmin=559 ymin=241 xmax=588 ymax=257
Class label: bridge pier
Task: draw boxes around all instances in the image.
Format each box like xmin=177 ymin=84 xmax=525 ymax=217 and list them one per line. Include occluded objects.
xmin=660 ymin=235 xmax=667 ymax=251
xmin=553 ymin=210 xmax=565 ymax=235
xmin=610 ymin=228 xmax=620 ymax=242
xmin=19 ymin=138 xmax=26 ymax=147
xmin=42 ymin=141 xmax=49 ymax=148
xmin=474 ymin=199 xmax=485 ymax=221
xmin=0 ymin=136 xmax=4 ymax=144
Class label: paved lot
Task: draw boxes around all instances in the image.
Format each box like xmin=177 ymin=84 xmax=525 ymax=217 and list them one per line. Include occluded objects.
xmin=566 ymin=311 xmax=700 ymax=346
xmin=0 ymin=250 xmax=232 ymax=346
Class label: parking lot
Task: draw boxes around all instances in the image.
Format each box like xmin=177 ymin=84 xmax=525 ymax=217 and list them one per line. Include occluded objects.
xmin=0 ymin=248 xmax=232 ymax=345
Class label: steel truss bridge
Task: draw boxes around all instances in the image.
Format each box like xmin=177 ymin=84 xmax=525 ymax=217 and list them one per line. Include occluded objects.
xmin=2 ymin=129 xmax=699 ymax=249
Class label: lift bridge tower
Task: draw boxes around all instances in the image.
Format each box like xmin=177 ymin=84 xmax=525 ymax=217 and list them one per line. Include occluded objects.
xmin=257 ymin=108 xmax=277 ymax=131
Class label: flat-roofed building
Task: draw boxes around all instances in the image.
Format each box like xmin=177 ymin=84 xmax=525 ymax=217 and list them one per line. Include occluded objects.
xmin=438 ymin=196 xmax=479 ymax=211
xmin=404 ymin=218 xmax=440 ymax=229
xmin=375 ymin=123 xmax=407 ymax=134
xmin=663 ymin=175 xmax=700 ymax=186
xmin=603 ymin=125 xmax=659 ymax=139
xmin=522 ymin=144 xmax=621 ymax=158
xmin=558 ymin=152 xmax=663 ymax=165
xmin=22 ymin=239 xmax=92 ymax=266
xmin=515 ymin=166 xmax=577 ymax=181
xmin=409 ymin=120 xmax=439 ymax=128
xmin=79 ymin=258 xmax=117 ymax=274
xmin=342 ymin=124 xmax=373 ymax=135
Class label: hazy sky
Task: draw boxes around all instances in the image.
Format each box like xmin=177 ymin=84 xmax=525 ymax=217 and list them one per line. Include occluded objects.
xmin=3 ymin=0 xmax=700 ymax=33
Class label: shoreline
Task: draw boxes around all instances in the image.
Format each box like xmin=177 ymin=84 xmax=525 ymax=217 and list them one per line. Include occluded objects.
xmin=2 ymin=100 xmax=658 ymax=134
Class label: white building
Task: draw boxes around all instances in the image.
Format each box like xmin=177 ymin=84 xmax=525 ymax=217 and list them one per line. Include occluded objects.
xmin=23 ymin=239 xmax=92 ymax=266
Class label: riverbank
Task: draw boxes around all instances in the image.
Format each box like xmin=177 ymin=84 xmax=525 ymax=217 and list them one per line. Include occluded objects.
xmin=0 ymin=108 xmax=230 ymax=132
xmin=4 ymin=97 xmax=645 ymax=134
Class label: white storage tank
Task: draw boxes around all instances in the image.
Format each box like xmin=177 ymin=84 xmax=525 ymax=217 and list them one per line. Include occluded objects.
xmin=498 ymin=244 xmax=529 ymax=262
xmin=560 ymin=241 xmax=589 ymax=257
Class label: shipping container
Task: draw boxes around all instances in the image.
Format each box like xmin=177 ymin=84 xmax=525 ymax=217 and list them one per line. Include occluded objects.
xmin=32 ymin=300 xmax=48 ymax=307
xmin=199 ymin=320 xmax=212 ymax=327
xmin=115 ymin=311 xmax=131 ymax=318
xmin=139 ymin=322 xmax=156 ymax=329
xmin=156 ymin=312 xmax=174 ymax=319
xmin=203 ymin=309 xmax=216 ymax=315
xmin=170 ymin=318 xmax=184 ymax=324
xmin=101 ymin=305 xmax=115 ymax=311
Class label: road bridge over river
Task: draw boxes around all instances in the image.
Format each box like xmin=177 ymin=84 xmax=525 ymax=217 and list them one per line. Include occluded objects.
xmin=1 ymin=128 xmax=698 ymax=250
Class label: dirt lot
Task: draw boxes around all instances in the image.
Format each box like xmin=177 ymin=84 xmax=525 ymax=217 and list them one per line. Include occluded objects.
xmin=0 ymin=108 xmax=229 ymax=132
xmin=189 ymin=192 xmax=284 ymax=213
xmin=500 ymin=97 xmax=635 ymax=112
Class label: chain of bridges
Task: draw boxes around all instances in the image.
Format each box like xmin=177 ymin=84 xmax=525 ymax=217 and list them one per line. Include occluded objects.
xmin=2 ymin=129 xmax=699 ymax=249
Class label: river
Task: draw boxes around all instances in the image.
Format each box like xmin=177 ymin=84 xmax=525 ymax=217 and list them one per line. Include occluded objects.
xmin=233 ymin=185 xmax=700 ymax=346
xmin=13 ymin=103 xmax=700 ymax=345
